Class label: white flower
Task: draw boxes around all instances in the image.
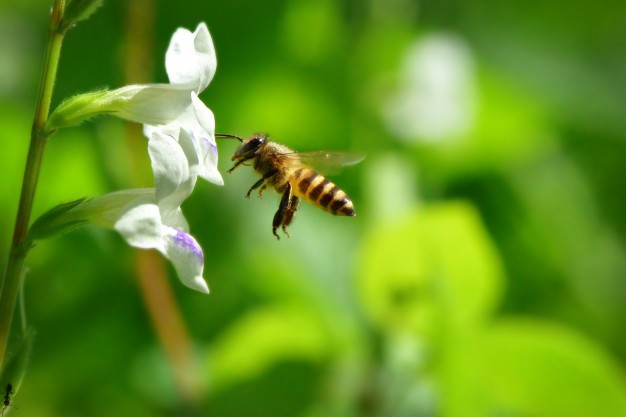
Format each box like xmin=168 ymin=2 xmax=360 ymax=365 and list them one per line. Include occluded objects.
xmin=60 ymin=128 xmax=209 ymax=293
xmin=112 ymin=127 xmax=208 ymax=292
xmin=113 ymin=191 xmax=209 ymax=294
xmin=142 ymin=22 xmax=222 ymax=186
xmin=46 ymin=22 xmax=222 ymax=185
xmin=50 ymin=185 xmax=209 ymax=293
xmin=46 ymin=23 xmax=223 ymax=293
xmin=126 ymin=23 xmax=220 ymax=293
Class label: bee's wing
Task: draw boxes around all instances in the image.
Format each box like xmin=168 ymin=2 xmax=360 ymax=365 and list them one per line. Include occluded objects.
xmin=280 ymin=151 xmax=365 ymax=175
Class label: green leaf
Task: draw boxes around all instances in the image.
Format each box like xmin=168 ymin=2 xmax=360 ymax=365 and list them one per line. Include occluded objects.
xmin=356 ymin=202 xmax=503 ymax=335
xmin=206 ymin=305 xmax=333 ymax=392
xmin=417 ymin=69 xmax=552 ymax=181
xmin=356 ymin=202 xmax=505 ymax=417
xmin=483 ymin=320 xmax=626 ymax=417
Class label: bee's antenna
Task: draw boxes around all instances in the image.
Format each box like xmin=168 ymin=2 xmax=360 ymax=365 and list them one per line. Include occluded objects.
xmin=216 ymin=133 xmax=244 ymax=142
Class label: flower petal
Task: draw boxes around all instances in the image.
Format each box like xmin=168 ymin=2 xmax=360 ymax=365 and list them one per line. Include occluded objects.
xmin=147 ymin=129 xmax=199 ymax=219
xmin=165 ymin=22 xmax=216 ymax=93
xmin=111 ymin=84 xmax=197 ymax=125
xmin=144 ymin=94 xmax=223 ymax=187
xmin=114 ymin=199 xmax=166 ymax=253
xmin=191 ymin=92 xmax=215 ymax=134
xmin=80 ymin=190 xmax=206 ymax=293
xmin=163 ymin=226 xmax=209 ymax=293
xmin=162 ymin=206 xmax=189 ymax=232
xmin=190 ymin=93 xmax=223 ymax=185
xmin=73 ymin=188 xmax=156 ymax=228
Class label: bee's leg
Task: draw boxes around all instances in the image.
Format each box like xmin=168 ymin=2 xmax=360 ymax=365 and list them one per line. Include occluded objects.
xmin=246 ymin=169 xmax=277 ymax=198
xmin=257 ymin=183 xmax=269 ymax=199
xmin=272 ymin=182 xmax=293 ymax=240
xmin=281 ymin=195 xmax=300 ymax=238
xmin=227 ymin=157 xmax=252 ymax=173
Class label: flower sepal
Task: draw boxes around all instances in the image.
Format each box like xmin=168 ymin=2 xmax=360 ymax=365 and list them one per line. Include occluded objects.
xmin=45 ymin=89 xmax=110 ymax=133
xmin=45 ymin=85 xmax=198 ymax=134
xmin=27 ymin=198 xmax=89 ymax=241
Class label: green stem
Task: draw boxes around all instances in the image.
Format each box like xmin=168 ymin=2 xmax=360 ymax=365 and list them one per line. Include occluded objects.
xmin=0 ymin=0 xmax=66 ymax=371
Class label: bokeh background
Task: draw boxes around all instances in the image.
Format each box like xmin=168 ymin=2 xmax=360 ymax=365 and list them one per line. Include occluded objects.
xmin=1 ymin=0 xmax=626 ymax=416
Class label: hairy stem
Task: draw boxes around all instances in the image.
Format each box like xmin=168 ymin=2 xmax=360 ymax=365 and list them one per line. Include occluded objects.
xmin=0 ymin=0 xmax=66 ymax=371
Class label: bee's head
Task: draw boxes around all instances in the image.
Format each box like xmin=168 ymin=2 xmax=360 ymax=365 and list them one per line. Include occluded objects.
xmin=232 ymin=133 xmax=268 ymax=161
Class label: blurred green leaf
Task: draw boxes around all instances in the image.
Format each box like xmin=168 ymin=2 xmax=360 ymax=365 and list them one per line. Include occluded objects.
xmin=483 ymin=320 xmax=626 ymax=417
xmin=356 ymin=202 xmax=503 ymax=334
xmin=207 ymin=305 xmax=333 ymax=392
xmin=357 ymin=202 xmax=505 ymax=417
xmin=506 ymin=151 xmax=626 ymax=340
xmin=280 ymin=0 xmax=345 ymax=64
xmin=0 ymin=329 xmax=34 ymax=394
xmin=418 ymin=68 xmax=553 ymax=180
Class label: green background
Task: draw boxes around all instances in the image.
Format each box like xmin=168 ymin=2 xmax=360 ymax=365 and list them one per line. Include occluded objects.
xmin=1 ymin=0 xmax=625 ymax=416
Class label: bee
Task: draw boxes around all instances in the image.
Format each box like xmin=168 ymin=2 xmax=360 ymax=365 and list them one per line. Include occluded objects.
xmin=217 ymin=133 xmax=363 ymax=239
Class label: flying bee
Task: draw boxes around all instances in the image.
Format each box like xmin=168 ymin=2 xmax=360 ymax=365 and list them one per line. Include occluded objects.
xmin=216 ymin=133 xmax=363 ymax=239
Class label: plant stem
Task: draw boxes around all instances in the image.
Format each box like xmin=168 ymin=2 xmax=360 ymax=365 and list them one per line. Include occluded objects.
xmin=0 ymin=0 xmax=66 ymax=371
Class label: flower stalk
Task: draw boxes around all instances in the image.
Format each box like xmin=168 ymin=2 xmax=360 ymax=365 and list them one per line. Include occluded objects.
xmin=0 ymin=0 xmax=67 ymax=371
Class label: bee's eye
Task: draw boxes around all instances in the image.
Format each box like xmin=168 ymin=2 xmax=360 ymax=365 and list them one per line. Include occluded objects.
xmin=242 ymin=137 xmax=264 ymax=153
xmin=233 ymin=134 xmax=267 ymax=160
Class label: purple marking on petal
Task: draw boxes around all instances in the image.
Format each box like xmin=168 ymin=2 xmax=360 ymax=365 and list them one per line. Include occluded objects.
xmin=197 ymin=137 xmax=217 ymax=162
xmin=184 ymin=128 xmax=216 ymax=162
xmin=173 ymin=228 xmax=204 ymax=261
xmin=206 ymin=139 xmax=218 ymax=157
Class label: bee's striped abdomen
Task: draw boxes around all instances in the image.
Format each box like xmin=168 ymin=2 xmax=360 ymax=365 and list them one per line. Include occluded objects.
xmin=293 ymin=168 xmax=355 ymax=216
